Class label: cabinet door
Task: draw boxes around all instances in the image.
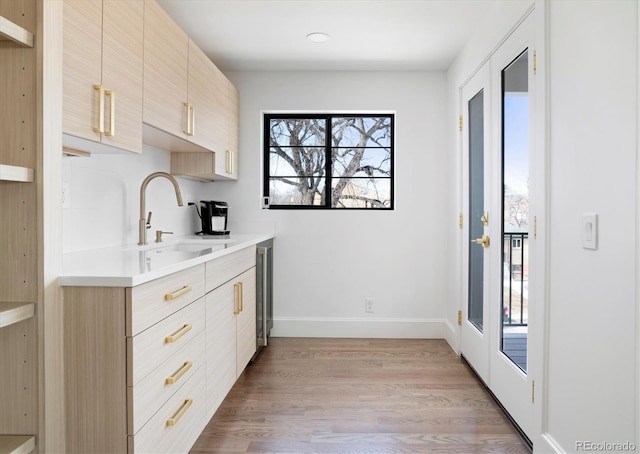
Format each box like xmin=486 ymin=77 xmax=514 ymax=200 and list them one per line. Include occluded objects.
xmin=212 ymin=69 xmax=239 ymax=180
xmin=143 ymin=0 xmax=188 ymax=138
xmin=205 ymin=280 xmax=237 ymax=419
xmin=101 ymin=0 xmax=143 ymax=153
xmin=63 ymin=0 xmax=102 ymax=142
xmin=235 ymin=267 xmax=256 ymax=377
xmin=63 ymin=0 xmax=143 ymax=153
xmin=186 ymin=39 xmax=217 ymax=151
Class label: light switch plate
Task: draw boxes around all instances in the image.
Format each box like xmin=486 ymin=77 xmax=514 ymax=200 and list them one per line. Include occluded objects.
xmin=582 ymin=213 xmax=598 ymax=250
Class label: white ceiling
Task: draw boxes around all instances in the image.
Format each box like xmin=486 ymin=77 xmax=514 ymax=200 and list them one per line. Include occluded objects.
xmin=156 ymin=0 xmax=512 ymax=72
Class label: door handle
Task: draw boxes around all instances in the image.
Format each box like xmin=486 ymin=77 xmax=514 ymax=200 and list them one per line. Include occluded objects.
xmin=471 ymin=235 xmax=490 ymax=248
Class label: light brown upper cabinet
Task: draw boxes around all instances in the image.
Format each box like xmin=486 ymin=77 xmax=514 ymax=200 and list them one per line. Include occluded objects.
xmin=142 ymin=0 xmax=189 ymax=141
xmin=144 ymin=0 xmax=239 ymax=180
xmin=63 ymin=0 xmax=144 ymax=154
xmin=143 ymin=1 xmax=218 ymax=151
xmin=213 ymin=68 xmax=239 ymax=180
xmin=171 ymin=67 xmax=239 ymax=181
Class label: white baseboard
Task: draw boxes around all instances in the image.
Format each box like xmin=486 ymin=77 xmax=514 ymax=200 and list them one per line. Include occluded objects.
xmin=270 ymin=317 xmax=450 ymax=339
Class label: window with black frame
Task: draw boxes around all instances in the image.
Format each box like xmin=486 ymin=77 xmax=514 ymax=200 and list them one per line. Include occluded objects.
xmin=263 ymin=113 xmax=394 ymax=209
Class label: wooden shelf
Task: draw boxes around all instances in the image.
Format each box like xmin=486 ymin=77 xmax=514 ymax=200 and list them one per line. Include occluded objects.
xmin=0 ymin=16 xmax=34 ymax=47
xmin=0 ymin=303 xmax=35 ymax=329
xmin=0 ymin=435 xmax=35 ymax=454
xmin=0 ymin=165 xmax=34 ymax=183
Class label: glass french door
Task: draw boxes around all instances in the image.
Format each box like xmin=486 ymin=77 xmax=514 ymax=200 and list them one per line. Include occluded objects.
xmin=461 ymin=12 xmax=535 ymax=441
xmin=461 ymin=63 xmax=492 ymax=385
xmin=489 ymin=13 xmax=535 ymax=439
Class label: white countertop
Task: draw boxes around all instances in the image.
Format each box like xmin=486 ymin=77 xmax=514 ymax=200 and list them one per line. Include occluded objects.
xmin=60 ymin=233 xmax=274 ymax=287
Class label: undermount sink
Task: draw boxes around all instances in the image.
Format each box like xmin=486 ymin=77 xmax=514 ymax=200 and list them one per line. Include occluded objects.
xmin=148 ymin=243 xmax=214 ymax=253
xmin=128 ymin=237 xmax=235 ymax=254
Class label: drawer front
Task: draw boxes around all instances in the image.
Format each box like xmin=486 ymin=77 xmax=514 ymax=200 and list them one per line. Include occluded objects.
xmin=128 ymin=264 xmax=205 ymax=336
xmin=130 ymin=365 xmax=206 ymax=454
xmin=128 ymin=297 xmax=205 ymax=386
xmin=205 ymin=246 xmax=255 ymax=293
xmin=129 ymin=329 xmax=205 ymax=434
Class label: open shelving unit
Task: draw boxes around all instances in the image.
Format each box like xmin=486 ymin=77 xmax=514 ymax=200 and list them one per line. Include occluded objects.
xmin=0 ymin=6 xmax=37 ymax=453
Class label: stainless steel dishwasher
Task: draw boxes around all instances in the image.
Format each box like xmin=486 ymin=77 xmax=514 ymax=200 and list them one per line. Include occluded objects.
xmin=253 ymin=238 xmax=273 ymax=359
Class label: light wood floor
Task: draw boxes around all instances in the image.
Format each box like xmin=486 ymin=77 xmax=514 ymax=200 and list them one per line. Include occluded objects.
xmin=191 ymin=338 xmax=531 ymax=454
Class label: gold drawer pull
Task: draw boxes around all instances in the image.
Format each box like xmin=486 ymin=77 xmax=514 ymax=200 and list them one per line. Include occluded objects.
xmin=166 ymin=399 xmax=192 ymax=427
xmin=164 ymin=285 xmax=192 ymax=301
xmin=165 ymin=324 xmax=192 ymax=343
xmin=166 ymin=361 xmax=192 ymax=385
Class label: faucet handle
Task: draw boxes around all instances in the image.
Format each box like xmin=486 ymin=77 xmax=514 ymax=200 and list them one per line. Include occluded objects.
xmin=155 ymin=230 xmax=173 ymax=243
xmin=146 ymin=211 xmax=152 ymax=229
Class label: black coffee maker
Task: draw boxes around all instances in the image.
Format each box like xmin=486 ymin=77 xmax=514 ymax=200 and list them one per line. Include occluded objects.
xmin=193 ymin=200 xmax=229 ymax=235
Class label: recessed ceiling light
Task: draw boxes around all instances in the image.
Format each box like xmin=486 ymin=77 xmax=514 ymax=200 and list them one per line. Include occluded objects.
xmin=306 ymin=32 xmax=331 ymax=43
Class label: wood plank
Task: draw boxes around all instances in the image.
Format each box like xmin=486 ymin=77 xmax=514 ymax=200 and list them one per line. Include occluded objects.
xmin=0 ymin=435 xmax=35 ymax=454
xmin=191 ymin=338 xmax=531 ymax=454
xmin=0 ymin=16 xmax=33 ymax=47
xmin=0 ymin=303 xmax=34 ymax=329
xmin=0 ymin=165 xmax=34 ymax=183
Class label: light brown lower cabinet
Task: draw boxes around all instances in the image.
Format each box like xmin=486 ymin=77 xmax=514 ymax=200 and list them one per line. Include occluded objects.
xmin=205 ymin=266 xmax=256 ymax=419
xmin=63 ymin=246 xmax=257 ymax=453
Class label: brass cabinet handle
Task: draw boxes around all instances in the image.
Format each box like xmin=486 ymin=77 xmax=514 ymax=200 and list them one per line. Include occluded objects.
xmin=165 ymin=323 xmax=192 ymax=343
xmin=190 ymin=104 xmax=195 ymax=136
xmin=183 ymin=102 xmax=191 ymax=135
xmin=164 ymin=285 xmax=192 ymax=301
xmin=166 ymin=399 xmax=192 ymax=427
xmin=183 ymin=102 xmax=195 ymax=136
xmin=165 ymin=361 xmax=192 ymax=385
xmin=471 ymin=235 xmax=490 ymax=248
xmin=104 ymin=89 xmax=115 ymax=136
xmin=226 ymin=150 xmax=232 ymax=174
xmin=93 ymin=84 xmax=104 ymax=133
xmin=238 ymin=282 xmax=243 ymax=312
xmin=233 ymin=282 xmax=242 ymax=314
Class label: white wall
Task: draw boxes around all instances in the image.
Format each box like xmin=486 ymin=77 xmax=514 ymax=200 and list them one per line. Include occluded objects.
xmin=62 ymin=145 xmax=216 ymax=252
xmin=218 ymin=70 xmax=453 ymax=338
xmin=544 ymin=1 xmax=638 ymax=451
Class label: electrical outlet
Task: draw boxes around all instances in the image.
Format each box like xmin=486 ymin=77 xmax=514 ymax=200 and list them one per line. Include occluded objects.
xmin=365 ymin=298 xmax=374 ymax=313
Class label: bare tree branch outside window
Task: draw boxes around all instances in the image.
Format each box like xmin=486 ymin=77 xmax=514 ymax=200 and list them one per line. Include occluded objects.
xmin=265 ymin=114 xmax=394 ymax=209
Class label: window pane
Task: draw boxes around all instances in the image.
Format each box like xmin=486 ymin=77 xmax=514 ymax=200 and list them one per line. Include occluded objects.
xmin=264 ymin=113 xmax=393 ymax=209
xmin=269 ymin=177 xmax=326 ymax=206
xmin=331 ymin=117 xmax=391 ymax=147
xmin=501 ymin=49 xmax=529 ymax=373
xmin=331 ymin=178 xmax=391 ymax=208
xmin=332 ymin=147 xmax=391 ymax=177
xmin=269 ymin=147 xmax=326 ymax=177
xmin=269 ymin=118 xmax=326 ymax=147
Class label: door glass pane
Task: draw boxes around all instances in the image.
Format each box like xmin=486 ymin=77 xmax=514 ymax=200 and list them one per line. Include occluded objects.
xmin=468 ymin=90 xmax=484 ymax=332
xmin=501 ymin=49 xmax=529 ymax=372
